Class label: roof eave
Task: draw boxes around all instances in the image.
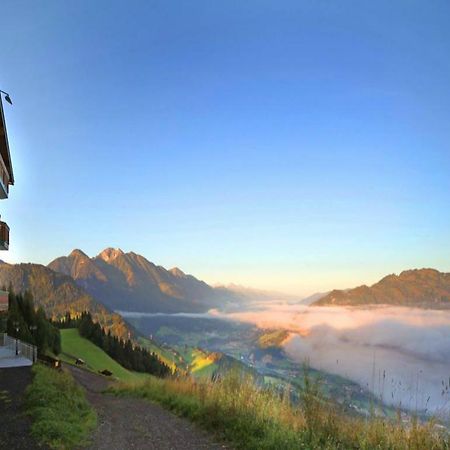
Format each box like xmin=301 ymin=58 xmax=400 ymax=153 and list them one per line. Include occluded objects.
xmin=0 ymin=97 xmax=14 ymax=185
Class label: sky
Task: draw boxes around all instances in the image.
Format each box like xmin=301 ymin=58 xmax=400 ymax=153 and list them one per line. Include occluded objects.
xmin=0 ymin=1 xmax=449 ymax=296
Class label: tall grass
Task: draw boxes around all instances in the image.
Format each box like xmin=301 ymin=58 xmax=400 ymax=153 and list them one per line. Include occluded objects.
xmin=26 ymin=364 xmax=97 ymax=449
xmin=111 ymin=368 xmax=449 ymax=450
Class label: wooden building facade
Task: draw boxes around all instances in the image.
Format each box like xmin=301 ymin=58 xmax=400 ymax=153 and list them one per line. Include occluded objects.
xmin=0 ymin=95 xmax=14 ymax=250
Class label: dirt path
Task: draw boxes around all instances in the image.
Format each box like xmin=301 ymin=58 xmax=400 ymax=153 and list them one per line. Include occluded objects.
xmin=66 ymin=365 xmax=228 ymax=450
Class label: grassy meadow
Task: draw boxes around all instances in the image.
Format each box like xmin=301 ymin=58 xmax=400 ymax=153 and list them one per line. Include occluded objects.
xmin=60 ymin=328 xmax=149 ymax=383
xmin=25 ymin=364 xmax=97 ymax=449
xmin=110 ymin=369 xmax=449 ymax=450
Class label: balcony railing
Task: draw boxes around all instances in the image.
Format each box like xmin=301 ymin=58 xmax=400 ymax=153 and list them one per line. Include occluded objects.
xmin=0 ymin=221 xmax=9 ymax=250
xmin=1 ymin=333 xmax=38 ymax=363
xmin=0 ymin=155 xmax=10 ymax=199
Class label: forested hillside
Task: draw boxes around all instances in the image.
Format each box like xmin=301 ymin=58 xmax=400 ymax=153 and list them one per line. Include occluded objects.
xmin=0 ymin=262 xmax=131 ymax=339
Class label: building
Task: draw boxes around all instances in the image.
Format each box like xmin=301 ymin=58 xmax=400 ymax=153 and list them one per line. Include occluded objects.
xmin=0 ymin=92 xmax=14 ymax=250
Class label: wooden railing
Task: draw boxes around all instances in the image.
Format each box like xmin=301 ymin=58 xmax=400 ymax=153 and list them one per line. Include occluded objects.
xmin=0 ymin=155 xmax=9 ymax=196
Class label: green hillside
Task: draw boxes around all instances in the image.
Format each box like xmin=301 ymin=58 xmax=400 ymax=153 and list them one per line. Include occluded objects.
xmin=138 ymin=337 xmax=184 ymax=372
xmin=138 ymin=337 xmax=219 ymax=376
xmin=60 ymin=329 xmax=148 ymax=383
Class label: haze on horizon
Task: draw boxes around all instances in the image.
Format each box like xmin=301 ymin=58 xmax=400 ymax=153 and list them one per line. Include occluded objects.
xmin=0 ymin=1 xmax=449 ymax=295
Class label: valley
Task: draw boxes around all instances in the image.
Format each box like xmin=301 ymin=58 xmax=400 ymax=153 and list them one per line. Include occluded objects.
xmin=121 ymin=312 xmax=398 ymax=418
xmin=3 ymin=249 xmax=448 ymax=419
xmin=2 ymin=248 xmax=449 ymax=444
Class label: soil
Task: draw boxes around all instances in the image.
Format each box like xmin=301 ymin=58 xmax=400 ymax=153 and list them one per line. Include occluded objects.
xmin=66 ymin=365 xmax=229 ymax=450
xmin=0 ymin=367 xmax=49 ymax=450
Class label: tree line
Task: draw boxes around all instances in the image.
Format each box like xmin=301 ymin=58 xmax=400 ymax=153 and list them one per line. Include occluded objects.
xmin=1 ymin=288 xmax=61 ymax=356
xmin=56 ymin=311 xmax=171 ymax=377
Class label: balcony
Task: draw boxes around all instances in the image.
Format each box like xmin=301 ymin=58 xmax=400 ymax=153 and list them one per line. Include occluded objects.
xmin=0 ymin=221 xmax=9 ymax=250
xmin=0 ymin=156 xmax=10 ymax=199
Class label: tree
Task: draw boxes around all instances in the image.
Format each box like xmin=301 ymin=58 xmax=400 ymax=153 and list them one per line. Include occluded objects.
xmin=6 ymin=291 xmax=60 ymax=356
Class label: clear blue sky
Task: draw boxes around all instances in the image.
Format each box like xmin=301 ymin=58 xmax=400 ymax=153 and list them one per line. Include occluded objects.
xmin=0 ymin=1 xmax=449 ymax=295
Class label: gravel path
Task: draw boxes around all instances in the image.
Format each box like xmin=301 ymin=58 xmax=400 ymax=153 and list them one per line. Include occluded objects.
xmin=66 ymin=365 xmax=229 ymax=450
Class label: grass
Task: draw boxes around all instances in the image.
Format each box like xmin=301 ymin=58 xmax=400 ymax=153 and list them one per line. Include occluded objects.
xmin=138 ymin=336 xmax=180 ymax=372
xmin=190 ymin=348 xmax=219 ymax=375
xmin=139 ymin=339 xmax=220 ymax=378
xmin=60 ymin=328 xmax=149 ymax=383
xmin=110 ymin=369 xmax=450 ymax=450
xmin=25 ymin=364 xmax=97 ymax=449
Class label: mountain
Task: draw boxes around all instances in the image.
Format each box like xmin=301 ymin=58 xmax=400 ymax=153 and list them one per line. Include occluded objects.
xmin=313 ymin=268 xmax=450 ymax=308
xmin=0 ymin=261 xmax=131 ymax=339
xmin=49 ymin=248 xmax=230 ymax=313
xmin=298 ymin=291 xmax=328 ymax=305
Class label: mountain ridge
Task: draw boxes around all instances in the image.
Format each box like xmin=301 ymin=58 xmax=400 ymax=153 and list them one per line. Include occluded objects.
xmin=313 ymin=268 xmax=450 ymax=308
xmin=49 ymin=248 xmax=234 ymax=313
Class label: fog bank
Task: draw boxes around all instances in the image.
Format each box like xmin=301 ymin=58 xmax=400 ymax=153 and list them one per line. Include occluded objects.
xmin=224 ymin=304 xmax=450 ymax=413
xmin=117 ymin=311 xmax=218 ymax=319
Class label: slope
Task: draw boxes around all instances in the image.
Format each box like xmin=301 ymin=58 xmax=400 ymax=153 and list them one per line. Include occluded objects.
xmin=49 ymin=248 xmax=232 ymax=313
xmin=313 ymin=268 xmax=450 ymax=308
xmin=0 ymin=262 xmax=131 ymax=339
xmin=60 ymin=329 xmax=148 ymax=383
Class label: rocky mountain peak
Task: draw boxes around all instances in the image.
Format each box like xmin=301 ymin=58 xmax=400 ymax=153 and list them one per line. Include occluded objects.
xmin=169 ymin=267 xmax=186 ymax=278
xmin=69 ymin=249 xmax=89 ymax=259
xmin=98 ymin=247 xmax=124 ymax=262
xmin=48 ymin=247 xmax=225 ymax=313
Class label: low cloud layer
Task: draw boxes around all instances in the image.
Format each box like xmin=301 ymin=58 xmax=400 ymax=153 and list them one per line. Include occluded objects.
xmin=117 ymin=311 xmax=217 ymax=319
xmin=223 ymin=303 xmax=450 ymax=413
